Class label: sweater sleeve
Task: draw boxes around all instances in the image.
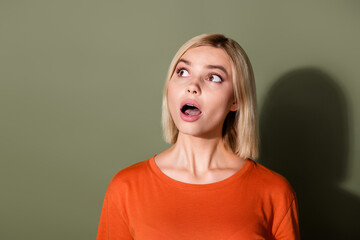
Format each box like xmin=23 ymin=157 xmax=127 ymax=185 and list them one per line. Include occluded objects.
xmin=96 ymin=181 xmax=133 ymax=240
xmin=274 ymin=197 xmax=300 ymax=240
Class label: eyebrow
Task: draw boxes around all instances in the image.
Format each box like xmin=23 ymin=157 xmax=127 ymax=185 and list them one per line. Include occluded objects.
xmin=177 ymin=58 xmax=229 ymax=78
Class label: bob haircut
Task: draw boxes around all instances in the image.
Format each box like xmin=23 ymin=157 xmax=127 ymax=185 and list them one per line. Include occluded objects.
xmin=162 ymin=33 xmax=258 ymax=160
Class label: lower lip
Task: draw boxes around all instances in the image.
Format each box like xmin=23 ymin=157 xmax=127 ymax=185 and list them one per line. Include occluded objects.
xmin=180 ymin=111 xmax=202 ymax=122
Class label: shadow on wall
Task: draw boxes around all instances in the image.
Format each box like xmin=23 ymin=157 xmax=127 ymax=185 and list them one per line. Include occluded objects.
xmin=259 ymin=68 xmax=360 ymax=239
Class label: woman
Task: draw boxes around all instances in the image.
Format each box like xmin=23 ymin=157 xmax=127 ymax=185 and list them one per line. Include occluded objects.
xmin=97 ymin=34 xmax=300 ymax=240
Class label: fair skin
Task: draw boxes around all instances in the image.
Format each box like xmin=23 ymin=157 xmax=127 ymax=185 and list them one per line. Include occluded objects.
xmin=155 ymin=46 xmax=246 ymax=184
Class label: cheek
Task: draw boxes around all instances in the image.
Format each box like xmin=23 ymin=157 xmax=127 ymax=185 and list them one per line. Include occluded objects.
xmin=167 ymin=82 xmax=176 ymax=99
xmin=167 ymin=83 xmax=180 ymax=115
xmin=208 ymin=89 xmax=234 ymax=111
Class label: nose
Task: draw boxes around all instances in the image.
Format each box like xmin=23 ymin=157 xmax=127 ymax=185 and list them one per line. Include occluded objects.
xmin=186 ymin=78 xmax=201 ymax=95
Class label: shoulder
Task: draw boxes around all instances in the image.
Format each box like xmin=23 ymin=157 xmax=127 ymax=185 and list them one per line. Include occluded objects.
xmin=246 ymin=160 xmax=296 ymax=200
xmin=106 ymin=157 xmax=151 ymax=192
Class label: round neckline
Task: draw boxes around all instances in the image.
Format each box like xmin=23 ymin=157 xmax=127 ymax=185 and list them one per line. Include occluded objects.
xmin=147 ymin=154 xmax=253 ymax=190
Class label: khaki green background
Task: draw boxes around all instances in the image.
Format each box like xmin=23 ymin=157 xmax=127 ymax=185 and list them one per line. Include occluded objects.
xmin=1 ymin=0 xmax=359 ymax=239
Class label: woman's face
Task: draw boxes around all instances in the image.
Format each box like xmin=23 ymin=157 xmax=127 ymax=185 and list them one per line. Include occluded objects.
xmin=167 ymin=45 xmax=238 ymax=139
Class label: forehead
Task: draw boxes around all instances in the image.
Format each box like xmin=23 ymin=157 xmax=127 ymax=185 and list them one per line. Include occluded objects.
xmin=179 ymin=46 xmax=232 ymax=70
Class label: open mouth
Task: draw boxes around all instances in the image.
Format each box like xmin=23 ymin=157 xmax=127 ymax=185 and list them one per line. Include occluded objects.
xmin=181 ymin=104 xmax=202 ymax=116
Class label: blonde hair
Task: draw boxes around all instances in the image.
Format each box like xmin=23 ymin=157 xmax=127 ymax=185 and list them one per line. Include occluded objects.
xmin=161 ymin=33 xmax=258 ymax=159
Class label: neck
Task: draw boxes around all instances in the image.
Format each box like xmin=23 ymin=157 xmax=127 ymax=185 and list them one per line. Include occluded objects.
xmin=168 ymin=132 xmax=236 ymax=175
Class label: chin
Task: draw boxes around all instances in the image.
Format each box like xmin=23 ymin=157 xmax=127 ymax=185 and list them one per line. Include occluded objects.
xmin=177 ymin=125 xmax=220 ymax=139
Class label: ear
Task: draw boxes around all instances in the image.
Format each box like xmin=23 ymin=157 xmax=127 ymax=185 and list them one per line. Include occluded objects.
xmin=229 ymin=101 xmax=239 ymax=112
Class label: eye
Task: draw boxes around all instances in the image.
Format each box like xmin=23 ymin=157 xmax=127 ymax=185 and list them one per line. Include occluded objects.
xmin=177 ymin=68 xmax=190 ymax=77
xmin=207 ymin=74 xmax=223 ymax=83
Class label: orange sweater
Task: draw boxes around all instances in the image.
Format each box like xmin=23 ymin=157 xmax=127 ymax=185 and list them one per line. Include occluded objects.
xmin=97 ymin=155 xmax=300 ymax=240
